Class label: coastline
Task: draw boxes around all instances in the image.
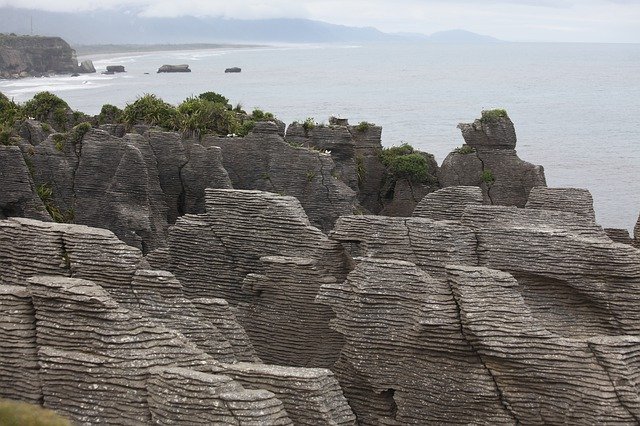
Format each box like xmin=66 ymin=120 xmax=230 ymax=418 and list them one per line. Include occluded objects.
xmin=72 ymin=43 xmax=268 ymax=56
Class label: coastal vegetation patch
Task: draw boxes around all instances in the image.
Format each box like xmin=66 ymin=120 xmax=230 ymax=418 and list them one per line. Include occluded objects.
xmin=379 ymin=143 xmax=431 ymax=183
xmin=480 ymin=108 xmax=508 ymax=123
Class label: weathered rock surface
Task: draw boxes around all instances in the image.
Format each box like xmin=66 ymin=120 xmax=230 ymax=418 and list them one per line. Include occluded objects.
xmin=0 ymin=146 xmax=49 ymax=221
xmin=526 ymin=186 xmax=596 ymax=222
xmin=330 ymin=215 xmax=478 ymax=278
xmin=286 ymin=121 xmax=360 ymax=191
xmin=635 ymin=213 xmax=640 ymax=248
xmin=224 ymin=67 xmax=242 ymax=73
xmin=78 ymin=59 xmax=95 ymax=74
xmin=319 ymin=186 xmax=640 ymax=424
xmin=28 ymin=275 xmax=213 ymax=424
xmin=440 ymin=112 xmax=546 ymax=207
xmin=348 ymin=123 xmax=387 ymax=213
xmin=0 ymin=285 xmax=41 ymax=404
xmin=147 ymin=367 xmax=292 ymax=425
xmin=149 ymin=188 xmax=348 ymax=367
xmin=0 ymin=35 xmax=85 ymax=78
xmin=238 ymin=256 xmax=344 ymax=368
xmin=605 ymin=228 xmax=634 ymax=245
xmin=157 ymin=64 xmax=191 ymax=73
xmin=219 ymin=362 xmax=356 ymax=425
xmin=413 ymin=185 xmax=484 ymax=221
xmin=204 ymin=121 xmax=358 ymax=232
xmin=0 ymin=217 xmax=356 ymax=424
xmin=318 ymin=258 xmax=514 ymax=425
xmin=23 ymin=126 xmax=232 ymax=252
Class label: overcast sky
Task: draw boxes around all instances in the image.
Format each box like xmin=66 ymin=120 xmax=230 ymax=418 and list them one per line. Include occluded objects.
xmin=2 ymin=0 xmax=639 ymax=42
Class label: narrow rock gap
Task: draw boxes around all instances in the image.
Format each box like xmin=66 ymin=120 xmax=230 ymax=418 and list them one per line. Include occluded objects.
xmin=448 ymin=280 xmax=520 ymax=424
xmin=475 ymin=152 xmax=494 ymax=205
xmin=586 ymin=342 xmax=640 ymax=423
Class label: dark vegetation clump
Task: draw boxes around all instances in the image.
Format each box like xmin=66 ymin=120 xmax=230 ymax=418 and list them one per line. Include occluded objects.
xmin=356 ymin=121 xmax=373 ymax=132
xmin=121 ymin=94 xmax=178 ymax=129
xmin=481 ymin=169 xmax=495 ymax=184
xmin=454 ymin=145 xmax=476 ymax=155
xmin=480 ymin=108 xmax=508 ymax=123
xmin=379 ymin=143 xmax=431 ymax=183
xmin=97 ymin=104 xmax=122 ymax=124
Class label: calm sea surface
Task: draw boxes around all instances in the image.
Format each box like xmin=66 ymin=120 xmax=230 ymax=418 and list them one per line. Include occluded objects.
xmin=1 ymin=43 xmax=639 ymax=231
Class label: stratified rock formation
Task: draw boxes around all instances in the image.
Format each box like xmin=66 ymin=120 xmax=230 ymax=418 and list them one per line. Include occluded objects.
xmin=148 ymin=188 xmax=347 ymax=368
xmin=0 ymin=216 xmax=356 ymax=424
xmin=635 ymin=213 xmax=640 ymax=248
xmin=319 ymin=185 xmax=640 ymax=424
xmin=13 ymin=126 xmax=231 ymax=252
xmin=204 ymin=122 xmax=358 ymax=232
xmin=0 ymin=34 xmax=91 ymax=78
xmin=0 ymin=146 xmax=49 ymax=220
xmin=412 ymin=185 xmax=483 ymax=221
xmin=525 ymin=186 xmax=596 ymax=222
xmin=440 ymin=111 xmax=546 ymax=207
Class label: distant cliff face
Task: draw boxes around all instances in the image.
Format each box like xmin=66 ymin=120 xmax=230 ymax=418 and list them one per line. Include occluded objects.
xmin=0 ymin=34 xmax=80 ymax=78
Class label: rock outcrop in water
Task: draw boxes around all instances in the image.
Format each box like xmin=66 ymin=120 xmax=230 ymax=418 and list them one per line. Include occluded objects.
xmin=0 ymin=34 xmax=93 ymax=78
xmin=440 ymin=110 xmax=547 ymax=207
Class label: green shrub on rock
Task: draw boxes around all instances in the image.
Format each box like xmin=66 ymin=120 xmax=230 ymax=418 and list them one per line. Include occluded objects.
xmin=480 ymin=109 xmax=508 ymax=123
xmin=97 ymin=104 xmax=122 ymax=124
xmin=175 ymin=97 xmax=239 ymax=137
xmin=379 ymin=143 xmax=432 ymax=184
xmin=23 ymin=92 xmax=69 ymax=128
xmin=198 ymin=91 xmax=230 ymax=106
xmin=122 ymin=94 xmax=178 ymax=130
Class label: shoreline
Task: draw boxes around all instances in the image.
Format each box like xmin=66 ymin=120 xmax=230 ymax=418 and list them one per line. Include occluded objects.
xmin=72 ymin=43 xmax=269 ymax=56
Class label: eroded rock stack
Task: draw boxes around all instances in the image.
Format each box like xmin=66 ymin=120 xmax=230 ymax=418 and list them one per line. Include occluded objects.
xmin=635 ymin=213 xmax=640 ymax=248
xmin=0 ymin=285 xmax=40 ymax=404
xmin=0 ymin=216 xmax=356 ymax=424
xmin=319 ymin=185 xmax=640 ymax=424
xmin=440 ymin=111 xmax=547 ymax=207
xmin=204 ymin=122 xmax=358 ymax=232
xmin=150 ymin=188 xmax=347 ymax=367
xmin=0 ymin=146 xmax=49 ymax=221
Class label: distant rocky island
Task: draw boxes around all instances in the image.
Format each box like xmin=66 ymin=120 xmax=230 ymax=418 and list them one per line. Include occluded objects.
xmin=0 ymin=89 xmax=639 ymax=424
xmin=0 ymin=34 xmax=95 ymax=79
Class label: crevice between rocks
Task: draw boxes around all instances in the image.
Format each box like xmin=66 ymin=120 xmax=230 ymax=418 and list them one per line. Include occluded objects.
xmin=449 ymin=280 xmax=520 ymax=424
xmin=586 ymin=342 xmax=640 ymax=424
xmin=475 ymin=152 xmax=495 ymax=205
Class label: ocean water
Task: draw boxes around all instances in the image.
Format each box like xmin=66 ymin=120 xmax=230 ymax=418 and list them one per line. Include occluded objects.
xmin=1 ymin=43 xmax=639 ymax=231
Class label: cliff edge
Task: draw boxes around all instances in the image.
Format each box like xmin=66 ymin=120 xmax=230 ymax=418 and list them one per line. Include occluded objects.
xmin=0 ymin=34 xmax=92 ymax=78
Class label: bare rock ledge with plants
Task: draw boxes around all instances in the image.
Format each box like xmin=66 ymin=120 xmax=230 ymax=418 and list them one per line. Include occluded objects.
xmin=1 ymin=89 xmax=639 ymax=424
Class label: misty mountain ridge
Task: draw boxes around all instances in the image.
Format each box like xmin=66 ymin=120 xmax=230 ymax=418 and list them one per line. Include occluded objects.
xmin=0 ymin=7 xmax=501 ymax=45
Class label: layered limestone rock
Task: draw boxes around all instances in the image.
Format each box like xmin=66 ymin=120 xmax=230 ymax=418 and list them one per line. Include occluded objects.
xmin=321 ymin=187 xmax=640 ymax=424
xmin=526 ymin=186 xmax=596 ymax=222
xmin=348 ymin=122 xmax=386 ymax=213
xmin=203 ymin=121 xmax=357 ymax=232
xmin=440 ymin=111 xmax=546 ymax=207
xmin=27 ymin=275 xmax=214 ymax=424
xmin=147 ymin=367 xmax=292 ymax=425
xmin=238 ymin=256 xmax=344 ymax=368
xmin=0 ymin=216 xmax=357 ymax=424
xmin=604 ymin=228 xmax=634 ymax=245
xmin=447 ymin=265 xmax=640 ymax=424
xmin=317 ymin=258 xmax=513 ymax=424
xmin=286 ymin=121 xmax=359 ymax=191
xmin=0 ymin=35 xmax=86 ymax=78
xmin=412 ymin=185 xmax=484 ymax=221
xmin=0 ymin=285 xmax=41 ymax=404
xmin=330 ymin=215 xmax=478 ymax=278
xmin=219 ymin=363 xmax=356 ymax=425
xmin=0 ymin=146 xmax=49 ymax=221
xmin=461 ymin=204 xmax=640 ymax=336
xmin=25 ymin=127 xmax=231 ymax=252
xmin=149 ymin=188 xmax=348 ymax=367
